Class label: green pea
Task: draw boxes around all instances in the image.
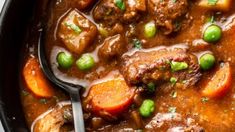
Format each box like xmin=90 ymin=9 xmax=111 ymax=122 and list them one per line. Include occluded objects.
xmin=147 ymin=82 xmax=155 ymax=92
xmin=56 ymin=52 xmax=74 ymax=69
xmin=76 ymin=54 xmax=95 ymax=71
xmin=199 ymin=53 xmax=215 ymax=70
xmin=139 ymin=99 xmax=155 ymax=117
xmin=144 ymin=21 xmax=157 ymax=38
xmin=170 ymin=61 xmax=188 ymax=72
xmin=203 ymin=24 xmax=222 ymax=43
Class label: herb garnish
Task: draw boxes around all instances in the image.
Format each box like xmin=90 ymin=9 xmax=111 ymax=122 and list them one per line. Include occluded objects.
xmin=39 ymin=98 xmax=48 ymax=104
xmin=114 ymin=0 xmax=126 ymax=11
xmin=170 ymin=91 xmax=177 ymax=98
xmin=133 ymin=39 xmax=142 ymax=49
xmin=168 ymin=107 xmax=177 ymax=113
xmin=65 ymin=22 xmax=82 ymax=34
xmin=170 ymin=77 xmax=177 ymax=85
xmin=170 ymin=61 xmax=188 ymax=72
xmin=201 ymin=97 xmax=209 ymax=103
xmin=208 ymin=0 xmax=218 ymax=5
xmin=209 ymin=15 xmax=215 ymax=23
xmin=147 ymin=82 xmax=156 ymax=92
xmin=22 ymin=90 xmax=29 ymax=96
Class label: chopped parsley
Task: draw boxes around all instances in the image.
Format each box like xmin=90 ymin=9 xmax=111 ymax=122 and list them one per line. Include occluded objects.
xmin=105 ymin=8 xmax=112 ymax=15
xmin=168 ymin=107 xmax=177 ymax=113
xmin=133 ymin=39 xmax=142 ymax=49
xmin=98 ymin=26 xmax=109 ymax=37
xmin=208 ymin=0 xmax=218 ymax=5
xmin=170 ymin=91 xmax=177 ymax=98
xmin=170 ymin=77 xmax=177 ymax=85
xmin=147 ymin=82 xmax=156 ymax=92
xmin=208 ymin=15 xmax=215 ymax=23
xmin=174 ymin=21 xmax=181 ymax=31
xmin=114 ymin=0 xmax=126 ymax=11
xmin=64 ymin=22 xmax=82 ymax=34
xmin=170 ymin=61 xmax=188 ymax=72
xmin=201 ymin=97 xmax=209 ymax=103
xmin=182 ymin=80 xmax=188 ymax=84
xmin=131 ymin=104 xmax=136 ymax=109
xmin=172 ymin=0 xmax=177 ymax=3
xmin=22 ymin=90 xmax=29 ymax=96
xmin=188 ymin=69 xmax=193 ymax=73
xmin=39 ymin=98 xmax=48 ymax=104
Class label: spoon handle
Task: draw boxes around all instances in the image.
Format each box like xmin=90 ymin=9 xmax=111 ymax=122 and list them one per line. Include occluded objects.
xmin=70 ymin=92 xmax=85 ymax=132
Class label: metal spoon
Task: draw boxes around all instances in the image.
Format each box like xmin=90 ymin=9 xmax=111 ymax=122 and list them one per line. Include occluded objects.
xmin=38 ymin=31 xmax=85 ymax=132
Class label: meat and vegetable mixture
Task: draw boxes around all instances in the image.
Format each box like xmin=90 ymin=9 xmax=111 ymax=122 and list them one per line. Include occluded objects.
xmin=20 ymin=0 xmax=235 ymax=131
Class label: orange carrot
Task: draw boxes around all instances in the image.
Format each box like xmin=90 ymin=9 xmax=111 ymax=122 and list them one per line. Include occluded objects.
xmin=23 ymin=57 xmax=54 ymax=98
xmin=88 ymin=78 xmax=134 ymax=115
xmin=202 ymin=63 xmax=232 ymax=98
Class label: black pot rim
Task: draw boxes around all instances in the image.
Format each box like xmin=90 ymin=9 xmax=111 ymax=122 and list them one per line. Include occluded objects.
xmin=0 ymin=0 xmax=27 ymax=131
xmin=0 ymin=0 xmax=13 ymax=130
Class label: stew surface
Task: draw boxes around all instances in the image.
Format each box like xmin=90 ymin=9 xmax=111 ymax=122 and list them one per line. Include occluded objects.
xmin=20 ymin=0 xmax=235 ymax=131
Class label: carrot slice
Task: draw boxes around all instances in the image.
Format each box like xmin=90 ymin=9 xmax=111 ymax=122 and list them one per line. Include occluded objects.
xmin=23 ymin=57 xmax=54 ymax=98
xmin=201 ymin=63 xmax=232 ymax=98
xmin=89 ymin=78 xmax=134 ymax=115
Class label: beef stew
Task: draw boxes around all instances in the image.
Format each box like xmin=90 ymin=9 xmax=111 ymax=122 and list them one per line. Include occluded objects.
xmin=20 ymin=0 xmax=235 ymax=131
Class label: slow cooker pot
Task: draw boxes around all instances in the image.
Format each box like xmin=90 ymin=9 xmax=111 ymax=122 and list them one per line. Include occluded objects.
xmin=0 ymin=0 xmax=36 ymax=131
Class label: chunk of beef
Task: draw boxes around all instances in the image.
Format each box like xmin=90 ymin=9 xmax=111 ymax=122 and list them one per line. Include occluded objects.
xmin=98 ymin=34 xmax=126 ymax=60
xmin=93 ymin=0 xmax=121 ymax=26
xmin=124 ymin=0 xmax=146 ymax=21
xmin=148 ymin=0 xmax=189 ymax=34
xmin=31 ymin=102 xmax=73 ymax=132
xmin=76 ymin=0 xmax=94 ymax=9
xmin=145 ymin=113 xmax=182 ymax=129
xmin=167 ymin=126 xmax=204 ymax=132
xmin=120 ymin=47 xmax=201 ymax=87
xmin=145 ymin=113 xmax=204 ymax=132
xmin=93 ymin=0 xmax=146 ymax=26
xmin=58 ymin=10 xmax=97 ymax=55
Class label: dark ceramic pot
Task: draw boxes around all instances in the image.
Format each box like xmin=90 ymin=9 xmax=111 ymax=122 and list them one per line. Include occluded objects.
xmin=0 ymin=0 xmax=36 ymax=131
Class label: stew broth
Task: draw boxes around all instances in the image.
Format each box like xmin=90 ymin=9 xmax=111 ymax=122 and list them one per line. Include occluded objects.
xmin=20 ymin=0 xmax=235 ymax=131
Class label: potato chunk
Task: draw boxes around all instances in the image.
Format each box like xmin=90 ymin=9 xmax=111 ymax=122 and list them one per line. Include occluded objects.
xmin=198 ymin=0 xmax=232 ymax=11
xmin=58 ymin=10 xmax=97 ymax=54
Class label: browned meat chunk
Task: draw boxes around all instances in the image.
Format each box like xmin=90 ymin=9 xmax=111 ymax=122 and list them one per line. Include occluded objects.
xmin=76 ymin=0 xmax=94 ymax=9
xmin=124 ymin=0 xmax=146 ymax=21
xmin=32 ymin=102 xmax=73 ymax=132
xmin=93 ymin=0 xmax=146 ymax=26
xmin=120 ymin=47 xmax=201 ymax=87
xmin=58 ymin=10 xmax=97 ymax=55
xmin=148 ymin=0 xmax=189 ymax=34
xmin=93 ymin=0 xmax=122 ymax=26
xmin=98 ymin=34 xmax=126 ymax=60
xmin=145 ymin=113 xmax=204 ymax=132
